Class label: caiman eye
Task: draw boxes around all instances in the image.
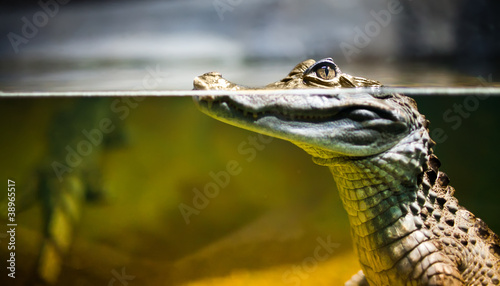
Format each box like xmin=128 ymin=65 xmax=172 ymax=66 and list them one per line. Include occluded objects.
xmin=315 ymin=65 xmax=336 ymax=80
xmin=303 ymin=58 xmax=340 ymax=81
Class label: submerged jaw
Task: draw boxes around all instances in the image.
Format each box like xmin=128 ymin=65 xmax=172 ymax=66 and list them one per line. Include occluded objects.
xmin=194 ymin=93 xmax=409 ymax=157
xmin=195 ymin=93 xmax=397 ymax=121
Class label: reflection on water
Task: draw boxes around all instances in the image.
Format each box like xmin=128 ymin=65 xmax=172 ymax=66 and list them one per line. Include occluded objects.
xmin=1 ymin=59 xmax=499 ymax=92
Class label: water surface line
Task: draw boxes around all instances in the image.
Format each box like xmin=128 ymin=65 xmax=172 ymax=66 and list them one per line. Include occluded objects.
xmin=2 ymin=87 xmax=500 ymax=98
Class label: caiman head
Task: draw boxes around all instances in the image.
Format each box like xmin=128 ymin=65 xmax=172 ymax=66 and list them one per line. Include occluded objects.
xmin=193 ymin=58 xmax=430 ymax=161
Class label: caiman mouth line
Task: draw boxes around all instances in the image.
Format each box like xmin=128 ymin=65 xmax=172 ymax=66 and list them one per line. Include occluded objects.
xmin=198 ymin=96 xmax=398 ymax=123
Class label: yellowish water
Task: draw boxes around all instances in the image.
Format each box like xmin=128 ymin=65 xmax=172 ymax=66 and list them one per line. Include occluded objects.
xmin=0 ymin=97 xmax=358 ymax=285
xmin=1 ymin=93 xmax=499 ymax=285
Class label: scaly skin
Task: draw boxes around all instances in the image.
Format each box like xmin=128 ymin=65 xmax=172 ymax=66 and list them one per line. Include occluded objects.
xmin=193 ymin=58 xmax=500 ymax=285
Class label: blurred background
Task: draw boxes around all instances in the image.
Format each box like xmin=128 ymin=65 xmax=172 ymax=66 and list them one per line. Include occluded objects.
xmin=1 ymin=0 xmax=499 ymax=89
xmin=0 ymin=0 xmax=499 ymax=285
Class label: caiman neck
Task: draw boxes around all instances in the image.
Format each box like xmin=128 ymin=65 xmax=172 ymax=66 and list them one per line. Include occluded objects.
xmin=311 ymin=128 xmax=432 ymax=245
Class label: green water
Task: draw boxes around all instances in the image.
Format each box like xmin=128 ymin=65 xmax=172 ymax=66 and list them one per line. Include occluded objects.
xmin=0 ymin=91 xmax=499 ymax=285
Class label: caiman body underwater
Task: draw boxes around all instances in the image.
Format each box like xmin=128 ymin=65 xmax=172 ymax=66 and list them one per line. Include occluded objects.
xmin=17 ymin=98 xmax=124 ymax=285
xmin=193 ymin=58 xmax=500 ymax=285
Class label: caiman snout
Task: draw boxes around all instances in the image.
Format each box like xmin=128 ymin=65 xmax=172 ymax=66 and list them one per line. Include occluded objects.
xmin=193 ymin=72 xmax=223 ymax=90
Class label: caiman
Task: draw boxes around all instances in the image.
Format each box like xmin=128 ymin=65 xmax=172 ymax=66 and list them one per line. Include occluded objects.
xmin=193 ymin=58 xmax=500 ymax=285
xmin=21 ymin=98 xmax=123 ymax=285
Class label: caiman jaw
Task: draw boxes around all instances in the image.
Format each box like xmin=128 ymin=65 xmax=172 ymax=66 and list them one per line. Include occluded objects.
xmin=194 ymin=93 xmax=409 ymax=157
xmin=195 ymin=94 xmax=399 ymax=123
